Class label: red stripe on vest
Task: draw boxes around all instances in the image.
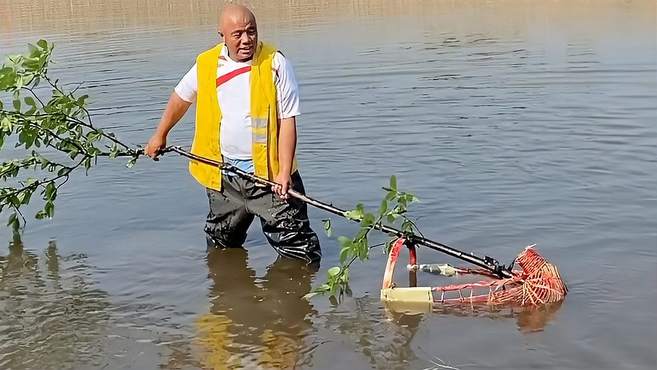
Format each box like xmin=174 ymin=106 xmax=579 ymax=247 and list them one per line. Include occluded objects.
xmin=216 ymin=66 xmax=251 ymax=87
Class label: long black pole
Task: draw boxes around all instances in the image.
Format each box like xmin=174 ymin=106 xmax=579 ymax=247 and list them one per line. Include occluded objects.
xmin=164 ymin=146 xmax=513 ymax=279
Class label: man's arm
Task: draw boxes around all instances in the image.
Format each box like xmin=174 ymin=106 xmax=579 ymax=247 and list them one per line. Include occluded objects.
xmin=144 ymin=92 xmax=192 ymax=158
xmin=271 ymin=52 xmax=301 ymax=198
xmin=273 ymin=116 xmax=297 ymax=198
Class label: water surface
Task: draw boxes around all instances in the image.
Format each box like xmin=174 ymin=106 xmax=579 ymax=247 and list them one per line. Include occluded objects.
xmin=1 ymin=1 xmax=656 ymax=369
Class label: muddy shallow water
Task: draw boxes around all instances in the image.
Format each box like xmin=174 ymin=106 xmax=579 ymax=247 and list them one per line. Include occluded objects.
xmin=1 ymin=1 xmax=656 ymax=369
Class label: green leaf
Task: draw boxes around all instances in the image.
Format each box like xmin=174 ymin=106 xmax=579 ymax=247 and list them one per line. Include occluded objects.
xmin=86 ymin=130 xmax=102 ymax=142
xmin=337 ymin=236 xmax=352 ymax=248
xmin=399 ymin=193 xmax=410 ymax=206
xmin=18 ymin=189 xmax=33 ymax=205
xmin=24 ymin=96 xmax=36 ymax=107
xmin=44 ymin=201 xmax=54 ymax=218
xmin=322 ymin=219 xmax=332 ymax=237
xmin=24 ymin=129 xmax=36 ymax=149
xmin=356 ymin=239 xmax=369 ymax=260
xmin=68 ymin=148 xmax=79 ymax=160
xmin=378 ymin=199 xmax=388 ymax=215
xmin=399 ymin=192 xmax=418 ymax=205
xmin=45 ymin=182 xmax=57 ymax=201
xmin=126 ymin=157 xmax=137 ymax=168
xmin=15 ymin=75 xmax=24 ymax=89
xmin=12 ymin=98 xmax=21 ymax=111
xmin=327 ymin=266 xmax=341 ymax=278
xmin=7 ymin=212 xmax=21 ymax=233
xmin=1 ymin=117 xmax=12 ymax=131
xmin=344 ymin=210 xmax=360 ymax=221
xmin=7 ymin=212 xmax=17 ymax=227
xmin=361 ymin=213 xmax=375 ymax=228
xmin=339 ymin=246 xmax=351 ymax=264
xmin=39 ymin=157 xmax=49 ymax=170
xmin=339 ymin=268 xmax=349 ymax=283
xmin=389 ymin=175 xmax=397 ymax=191
xmin=109 ymin=145 xmax=119 ymax=159
xmin=345 ymin=203 xmax=365 ymax=221
xmin=37 ymin=39 xmax=48 ymax=49
xmin=354 ymin=227 xmax=368 ymax=242
xmin=76 ymin=94 xmax=89 ymax=107
xmin=401 ymin=219 xmax=414 ymax=234
xmin=384 ymin=238 xmax=395 ymax=254
xmin=125 ymin=158 xmax=137 ymax=168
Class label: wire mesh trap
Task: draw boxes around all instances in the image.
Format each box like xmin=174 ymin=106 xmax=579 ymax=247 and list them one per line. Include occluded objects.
xmin=380 ymin=238 xmax=567 ymax=310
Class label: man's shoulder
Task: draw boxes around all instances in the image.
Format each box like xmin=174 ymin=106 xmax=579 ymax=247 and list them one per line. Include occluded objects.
xmin=197 ymin=43 xmax=224 ymax=61
xmin=272 ymin=49 xmax=291 ymax=70
xmin=273 ymin=50 xmax=286 ymax=62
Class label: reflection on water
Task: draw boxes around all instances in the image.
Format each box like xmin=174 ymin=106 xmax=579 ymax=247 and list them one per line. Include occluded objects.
xmin=0 ymin=0 xmax=655 ymax=368
xmin=197 ymin=248 xmax=317 ymax=369
xmin=322 ymin=297 xmax=423 ymax=370
xmin=0 ymin=236 xmax=109 ymax=369
xmin=194 ymin=248 xmax=561 ymax=369
xmin=431 ymin=301 xmax=564 ymax=334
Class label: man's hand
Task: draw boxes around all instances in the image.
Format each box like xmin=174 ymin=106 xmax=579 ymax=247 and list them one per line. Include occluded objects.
xmin=273 ymin=171 xmax=292 ymax=200
xmin=144 ymin=134 xmax=166 ymax=159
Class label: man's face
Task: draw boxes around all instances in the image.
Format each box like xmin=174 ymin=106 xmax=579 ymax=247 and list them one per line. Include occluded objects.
xmin=221 ymin=16 xmax=258 ymax=62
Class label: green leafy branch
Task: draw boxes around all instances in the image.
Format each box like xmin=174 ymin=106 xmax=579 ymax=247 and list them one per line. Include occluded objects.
xmin=307 ymin=175 xmax=422 ymax=301
xmin=1 ymin=40 xmax=140 ymax=232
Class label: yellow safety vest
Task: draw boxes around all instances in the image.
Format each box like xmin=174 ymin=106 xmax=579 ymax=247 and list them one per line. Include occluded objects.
xmin=190 ymin=42 xmax=295 ymax=191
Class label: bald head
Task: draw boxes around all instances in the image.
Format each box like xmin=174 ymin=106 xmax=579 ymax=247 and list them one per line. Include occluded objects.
xmin=219 ymin=4 xmax=256 ymax=32
xmin=219 ymin=4 xmax=258 ymax=62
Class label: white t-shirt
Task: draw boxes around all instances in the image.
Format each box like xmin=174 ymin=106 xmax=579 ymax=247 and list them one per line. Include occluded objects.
xmin=174 ymin=46 xmax=301 ymax=160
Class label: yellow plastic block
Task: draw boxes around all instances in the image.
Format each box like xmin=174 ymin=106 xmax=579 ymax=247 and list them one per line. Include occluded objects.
xmin=380 ymin=287 xmax=433 ymax=313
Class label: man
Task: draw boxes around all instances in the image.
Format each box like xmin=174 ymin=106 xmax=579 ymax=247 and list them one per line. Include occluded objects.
xmin=144 ymin=4 xmax=321 ymax=264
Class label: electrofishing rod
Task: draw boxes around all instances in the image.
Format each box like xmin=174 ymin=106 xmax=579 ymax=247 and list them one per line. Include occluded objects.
xmin=153 ymin=146 xmax=513 ymax=279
